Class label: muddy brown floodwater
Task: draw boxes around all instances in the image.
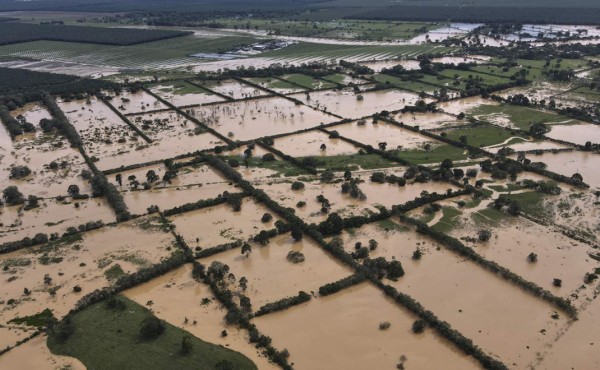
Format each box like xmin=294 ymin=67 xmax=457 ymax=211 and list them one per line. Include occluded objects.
xmin=252 ymin=282 xmax=481 ymax=370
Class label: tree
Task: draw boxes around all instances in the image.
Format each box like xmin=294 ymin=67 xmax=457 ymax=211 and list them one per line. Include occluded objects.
xmin=139 ymin=316 xmax=165 ymax=340
xmin=320 ymin=143 xmax=327 ymax=151
xmin=412 ymin=319 xmax=426 ymax=333
xmin=3 ymin=186 xmax=25 ymax=205
xmin=9 ymin=165 xmax=31 ymax=179
xmin=239 ymin=276 xmax=248 ymax=291
xmin=115 ymin=173 xmax=122 ymax=186
xmin=529 ymin=122 xmax=549 ymax=137
xmin=412 ymin=248 xmax=423 ymax=260
xmin=181 ymin=336 xmax=193 ymax=355
xmin=478 ymin=229 xmax=492 ymax=242
xmin=241 ymin=243 xmax=252 ymax=257
xmin=368 ymin=239 xmax=378 ymax=251
xmin=261 ymin=213 xmax=273 ymax=223
xmin=378 ymin=142 xmax=387 ymax=150
xmin=128 ymin=175 xmax=139 ymax=189
xmin=146 ymin=170 xmax=159 ymax=183
xmin=291 ymin=226 xmax=303 ymax=242
xmin=67 ymin=184 xmax=80 ymax=197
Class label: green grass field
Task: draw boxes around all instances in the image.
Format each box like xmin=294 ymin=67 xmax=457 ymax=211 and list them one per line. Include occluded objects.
xmin=211 ymin=18 xmax=439 ymax=41
xmin=432 ymin=206 xmax=462 ymax=233
xmin=396 ymin=144 xmax=467 ymax=164
xmin=0 ymin=35 xmax=258 ymax=69
xmin=303 ymin=154 xmax=398 ymax=172
xmin=373 ymin=74 xmax=438 ymax=93
xmin=280 ymin=74 xmax=337 ymax=90
xmin=439 ymin=69 xmax=512 ymax=86
xmin=47 ymin=296 xmax=257 ymax=370
xmin=247 ymin=77 xmax=306 ymax=92
xmin=445 ymin=126 xmax=515 ymax=147
xmin=468 ymin=104 xmax=576 ymax=131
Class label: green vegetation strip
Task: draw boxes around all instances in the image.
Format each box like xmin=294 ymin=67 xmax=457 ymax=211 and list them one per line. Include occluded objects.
xmin=48 ymin=296 xmax=257 ymax=370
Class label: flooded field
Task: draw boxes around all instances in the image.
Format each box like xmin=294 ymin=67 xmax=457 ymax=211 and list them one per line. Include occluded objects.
xmin=1 ymin=13 xmax=600 ymax=369
xmin=123 ymin=264 xmax=279 ymax=370
xmin=0 ymin=215 xmax=174 ymax=347
xmin=117 ymin=162 xmax=237 ymax=215
xmin=169 ymin=197 xmax=279 ymax=249
xmin=333 ymin=120 xmax=440 ymax=151
xmin=187 ymin=97 xmax=336 ymax=141
xmin=201 ymin=232 xmax=351 ymax=307
xmin=271 ymin=129 xmax=358 ymax=157
xmin=293 ymin=88 xmax=421 ymax=119
xmin=253 ymin=283 xmax=480 ymax=370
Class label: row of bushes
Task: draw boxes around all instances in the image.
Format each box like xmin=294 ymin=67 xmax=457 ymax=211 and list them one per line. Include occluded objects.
xmin=195 ymin=240 xmax=243 ymax=259
xmin=398 ymin=214 xmax=577 ymax=317
xmin=90 ymin=173 xmax=131 ymax=222
xmin=41 ymin=93 xmax=83 ymax=147
xmin=161 ymin=193 xmax=246 ymax=217
xmin=318 ymin=274 xmax=366 ymax=296
xmin=0 ymin=105 xmax=24 ymax=138
xmin=375 ymin=281 xmax=508 ymax=370
xmin=253 ymin=291 xmax=311 ymax=317
xmin=0 ymin=233 xmax=49 ymax=254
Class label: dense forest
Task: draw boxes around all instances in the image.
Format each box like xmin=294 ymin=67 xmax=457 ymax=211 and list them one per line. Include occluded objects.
xmin=0 ymin=68 xmax=117 ymax=107
xmin=0 ymin=22 xmax=191 ymax=46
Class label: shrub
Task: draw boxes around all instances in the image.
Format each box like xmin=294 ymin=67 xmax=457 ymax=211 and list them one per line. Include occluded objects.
xmin=379 ymin=321 xmax=391 ymax=330
xmin=261 ymin=213 xmax=273 ymax=223
xmin=287 ymin=251 xmax=305 ymax=263
xmin=139 ymin=316 xmax=166 ymax=340
xmin=9 ymin=165 xmax=31 ymax=179
xmin=291 ymin=181 xmax=305 ymax=190
xmin=262 ymin=153 xmax=276 ymax=161
xmin=412 ymin=319 xmax=426 ymax=333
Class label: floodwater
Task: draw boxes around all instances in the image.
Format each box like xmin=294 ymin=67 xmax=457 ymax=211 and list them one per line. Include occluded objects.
xmin=168 ymin=197 xmax=279 ymax=249
xmin=293 ymin=88 xmax=421 ymax=119
xmin=0 ymin=334 xmax=85 ymax=370
xmin=374 ymin=223 xmax=572 ymax=368
xmin=117 ymin=163 xmax=237 ymax=215
xmin=0 ymin=197 xmax=115 ymax=244
xmin=187 ymin=97 xmax=336 ymax=141
xmin=272 ymin=129 xmax=359 ymax=157
xmin=123 ymin=264 xmax=279 ymax=370
xmin=111 ymin=90 xmax=168 ymax=115
xmin=394 ymin=112 xmax=464 ymax=130
xmin=201 ymin=232 xmax=351 ymax=308
xmin=0 ymin=215 xmax=174 ymax=349
xmin=197 ymin=79 xmax=270 ymax=100
xmin=252 ymin=282 xmax=480 ymax=370
xmin=247 ymin=77 xmax=307 ymax=94
xmin=522 ymin=151 xmax=600 ymax=189
xmin=333 ymin=120 xmax=439 ymax=150
xmin=447 ymin=207 xmax=597 ymax=298
xmin=546 ymin=123 xmax=600 ymax=146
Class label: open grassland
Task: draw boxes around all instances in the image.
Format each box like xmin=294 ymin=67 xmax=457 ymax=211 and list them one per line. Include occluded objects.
xmin=47 ymin=296 xmax=257 ymax=370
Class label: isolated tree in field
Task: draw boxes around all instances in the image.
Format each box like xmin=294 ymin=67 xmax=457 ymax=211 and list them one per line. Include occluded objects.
xmin=378 ymin=142 xmax=387 ymax=150
xmin=26 ymin=195 xmax=40 ymax=210
xmin=344 ymin=170 xmax=352 ymax=180
xmin=368 ymin=239 xmax=378 ymax=251
xmin=478 ymin=229 xmax=492 ymax=242
xmin=139 ymin=316 xmax=165 ymax=340
xmin=320 ymin=143 xmax=327 ymax=151
xmin=128 ymin=175 xmax=139 ymax=189
xmin=9 ymin=165 xmax=31 ymax=179
xmin=412 ymin=248 xmax=423 ymax=260
xmin=241 ymin=243 xmax=252 ymax=257
xmin=239 ymin=277 xmax=248 ymax=291
xmin=67 ymin=184 xmax=80 ymax=197
xmin=571 ymin=173 xmax=583 ymax=183
xmin=3 ymin=186 xmax=25 ymax=205
xmin=412 ymin=319 xmax=426 ymax=333
xmin=146 ymin=170 xmax=159 ymax=183
xmin=115 ymin=173 xmax=122 ymax=186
